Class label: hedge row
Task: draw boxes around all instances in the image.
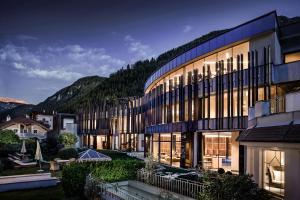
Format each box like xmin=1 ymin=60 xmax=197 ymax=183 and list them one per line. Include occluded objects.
xmin=62 ymin=159 xmax=144 ymax=198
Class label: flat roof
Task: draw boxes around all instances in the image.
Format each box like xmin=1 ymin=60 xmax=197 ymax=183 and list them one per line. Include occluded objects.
xmin=144 ymin=11 xmax=278 ymax=92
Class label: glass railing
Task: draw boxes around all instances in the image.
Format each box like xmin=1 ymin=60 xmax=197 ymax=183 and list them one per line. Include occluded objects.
xmin=270 ymin=96 xmax=285 ymax=114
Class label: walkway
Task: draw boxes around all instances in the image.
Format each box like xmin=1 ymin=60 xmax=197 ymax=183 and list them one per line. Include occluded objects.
xmin=0 ymin=173 xmax=59 ymax=192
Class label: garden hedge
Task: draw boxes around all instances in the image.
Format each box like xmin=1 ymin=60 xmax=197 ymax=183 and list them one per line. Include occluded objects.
xmin=58 ymin=148 xmax=78 ymax=160
xmin=62 ymin=159 xmax=144 ymax=198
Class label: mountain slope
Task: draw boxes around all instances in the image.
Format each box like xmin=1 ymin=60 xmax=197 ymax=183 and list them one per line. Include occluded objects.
xmin=35 ymin=76 xmax=106 ymax=113
xmin=0 ymin=97 xmax=28 ymax=113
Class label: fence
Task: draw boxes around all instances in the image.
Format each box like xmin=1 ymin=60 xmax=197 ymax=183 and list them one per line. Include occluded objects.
xmin=136 ymin=169 xmax=204 ymax=199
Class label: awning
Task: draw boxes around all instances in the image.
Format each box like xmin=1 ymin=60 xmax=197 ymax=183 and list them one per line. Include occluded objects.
xmin=237 ymin=124 xmax=300 ymax=143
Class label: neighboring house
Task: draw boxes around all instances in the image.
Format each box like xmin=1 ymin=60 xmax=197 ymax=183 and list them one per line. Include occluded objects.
xmin=0 ymin=117 xmax=49 ymax=140
xmin=35 ymin=114 xmax=54 ymax=130
xmin=53 ymin=113 xmax=79 ymax=147
xmin=53 ymin=113 xmax=77 ymax=134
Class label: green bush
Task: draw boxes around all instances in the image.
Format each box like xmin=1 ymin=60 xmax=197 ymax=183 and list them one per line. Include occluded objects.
xmin=61 ymin=159 xmax=144 ymax=198
xmin=62 ymin=162 xmax=92 ymax=197
xmin=198 ymin=171 xmax=270 ymax=200
xmin=92 ymin=159 xmax=145 ymax=182
xmin=58 ymin=148 xmax=78 ymax=159
xmin=0 ymin=130 xmax=20 ymax=145
xmin=58 ymin=132 xmax=78 ymax=147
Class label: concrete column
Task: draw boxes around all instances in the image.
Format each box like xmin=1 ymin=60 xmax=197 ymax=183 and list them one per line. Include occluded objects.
xmin=193 ymin=132 xmax=198 ymax=167
xmin=285 ymin=150 xmax=300 ymax=200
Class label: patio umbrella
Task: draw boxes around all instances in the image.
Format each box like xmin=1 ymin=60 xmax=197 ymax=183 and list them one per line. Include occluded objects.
xmin=21 ymin=140 xmax=27 ymax=154
xmin=35 ymin=140 xmax=43 ymax=171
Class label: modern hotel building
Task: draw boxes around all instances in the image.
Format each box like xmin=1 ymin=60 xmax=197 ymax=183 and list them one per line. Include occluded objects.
xmin=78 ymin=11 xmax=300 ymax=198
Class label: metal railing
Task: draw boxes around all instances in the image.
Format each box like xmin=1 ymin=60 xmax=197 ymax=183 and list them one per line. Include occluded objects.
xmin=18 ymin=132 xmax=47 ymax=139
xmin=136 ymin=169 xmax=204 ymax=199
xmin=85 ymin=174 xmax=146 ymax=200
xmin=126 ymin=152 xmax=145 ymax=160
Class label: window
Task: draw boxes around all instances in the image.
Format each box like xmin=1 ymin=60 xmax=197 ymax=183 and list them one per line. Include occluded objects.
xmin=13 ymin=129 xmax=18 ymax=133
xmin=285 ymin=52 xmax=300 ymax=63
xmin=23 ymin=130 xmax=27 ymax=133
xmin=263 ymin=150 xmax=285 ymax=197
xmin=33 ymin=130 xmax=38 ymax=134
xmin=202 ymin=132 xmax=239 ymax=172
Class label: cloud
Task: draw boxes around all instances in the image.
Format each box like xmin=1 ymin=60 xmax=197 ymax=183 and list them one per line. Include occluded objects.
xmin=12 ymin=62 xmax=27 ymax=70
xmin=124 ymin=35 xmax=155 ymax=61
xmin=27 ymin=68 xmax=82 ymax=81
xmin=183 ymin=25 xmax=192 ymax=33
xmin=0 ymin=44 xmax=126 ymax=81
xmin=16 ymin=34 xmax=38 ymax=41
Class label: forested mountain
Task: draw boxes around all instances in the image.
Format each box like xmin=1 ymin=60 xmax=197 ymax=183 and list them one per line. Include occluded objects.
xmin=35 ymin=76 xmax=106 ymax=113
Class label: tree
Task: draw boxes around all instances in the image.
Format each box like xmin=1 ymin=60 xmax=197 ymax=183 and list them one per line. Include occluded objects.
xmin=58 ymin=132 xmax=78 ymax=147
xmin=198 ymin=171 xmax=270 ymax=200
xmin=0 ymin=130 xmax=20 ymax=145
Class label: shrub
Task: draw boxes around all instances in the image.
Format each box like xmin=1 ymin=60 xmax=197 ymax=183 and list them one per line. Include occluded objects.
xmin=0 ymin=144 xmax=20 ymax=157
xmin=0 ymin=158 xmax=14 ymax=171
xmin=92 ymin=159 xmax=145 ymax=182
xmin=198 ymin=171 xmax=270 ymax=200
xmin=25 ymin=138 xmax=37 ymax=158
xmin=0 ymin=130 xmax=20 ymax=145
xmin=61 ymin=159 xmax=145 ymax=198
xmin=58 ymin=148 xmax=78 ymax=159
xmin=62 ymin=162 xmax=92 ymax=197
xmin=58 ymin=132 xmax=78 ymax=147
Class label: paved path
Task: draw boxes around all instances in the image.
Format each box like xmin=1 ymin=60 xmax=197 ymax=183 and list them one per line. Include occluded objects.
xmin=0 ymin=173 xmax=58 ymax=192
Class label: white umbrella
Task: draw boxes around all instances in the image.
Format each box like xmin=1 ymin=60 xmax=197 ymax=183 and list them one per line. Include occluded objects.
xmin=35 ymin=140 xmax=43 ymax=171
xmin=21 ymin=140 xmax=27 ymax=154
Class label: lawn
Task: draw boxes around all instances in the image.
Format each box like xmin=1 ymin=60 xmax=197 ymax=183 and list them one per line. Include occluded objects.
xmin=0 ymin=164 xmax=50 ymax=176
xmin=0 ymin=185 xmax=74 ymax=200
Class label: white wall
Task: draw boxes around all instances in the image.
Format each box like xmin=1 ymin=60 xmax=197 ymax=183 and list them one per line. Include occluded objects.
xmin=286 ymin=92 xmax=300 ymax=113
xmin=36 ymin=114 xmax=53 ymax=130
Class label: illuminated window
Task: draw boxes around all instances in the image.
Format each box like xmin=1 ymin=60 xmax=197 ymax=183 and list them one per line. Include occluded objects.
xmin=285 ymin=52 xmax=300 ymax=63
xmin=263 ymin=150 xmax=285 ymax=197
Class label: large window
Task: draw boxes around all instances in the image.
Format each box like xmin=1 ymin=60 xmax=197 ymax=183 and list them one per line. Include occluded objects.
xmin=172 ymin=133 xmax=181 ymax=167
xmin=160 ymin=133 xmax=171 ymax=165
xmin=151 ymin=133 xmax=182 ymax=167
xmin=202 ymin=132 xmax=239 ymax=172
xmin=263 ymin=150 xmax=285 ymax=197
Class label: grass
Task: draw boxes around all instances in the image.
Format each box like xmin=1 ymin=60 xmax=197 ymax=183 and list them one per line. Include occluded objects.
xmin=0 ymin=185 xmax=81 ymax=200
xmin=0 ymin=165 xmax=50 ymax=176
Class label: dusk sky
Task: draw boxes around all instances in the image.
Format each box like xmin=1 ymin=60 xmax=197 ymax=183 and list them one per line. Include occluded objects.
xmin=0 ymin=0 xmax=299 ymax=104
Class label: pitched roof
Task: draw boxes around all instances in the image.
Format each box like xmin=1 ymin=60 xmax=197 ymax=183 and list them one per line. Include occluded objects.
xmin=0 ymin=117 xmax=49 ymax=131
xmin=78 ymin=149 xmax=111 ymax=162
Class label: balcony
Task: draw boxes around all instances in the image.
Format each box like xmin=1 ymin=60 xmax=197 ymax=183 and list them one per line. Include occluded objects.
xmin=248 ymin=90 xmax=300 ymax=128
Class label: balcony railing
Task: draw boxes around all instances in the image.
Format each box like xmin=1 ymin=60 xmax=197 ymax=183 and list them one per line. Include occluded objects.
xmin=18 ymin=132 xmax=46 ymax=139
xmin=270 ymin=96 xmax=285 ymax=114
xmin=136 ymin=169 xmax=204 ymax=199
